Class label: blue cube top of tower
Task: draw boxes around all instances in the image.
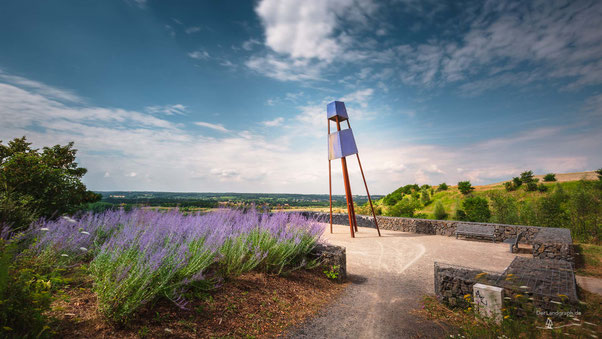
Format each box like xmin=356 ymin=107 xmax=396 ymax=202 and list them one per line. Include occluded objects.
xmin=327 ymin=101 xmax=349 ymax=122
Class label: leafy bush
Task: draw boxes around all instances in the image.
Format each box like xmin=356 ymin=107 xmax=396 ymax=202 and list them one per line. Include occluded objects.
xmin=543 ymin=173 xmax=556 ymax=182
xmin=0 ymin=236 xmax=53 ymax=338
xmin=454 ymin=209 xmax=467 ymax=221
xmin=504 ymin=182 xmax=515 ymax=191
xmin=0 ymin=137 xmax=100 ymax=232
xmin=462 ymin=197 xmax=491 ymax=222
xmin=433 ymin=201 xmax=447 ymax=220
xmin=457 ymin=181 xmax=474 ymax=195
xmin=537 ymin=183 xmax=548 ymax=192
xmin=536 ymin=184 xmax=569 ymax=228
xmin=420 ymin=188 xmax=431 ymax=206
xmin=437 ymin=183 xmax=448 ymax=191
xmin=520 ymin=170 xmax=535 ymax=184
xmin=512 ymin=177 xmax=523 ymax=187
xmin=525 ymin=181 xmax=538 ymax=191
xmin=565 ymin=181 xmax=601 ymax=243
xmin=387 ymin=199 xmax=420 ymax=217
xmin=489 ymin=193 xmax=519 ymax=225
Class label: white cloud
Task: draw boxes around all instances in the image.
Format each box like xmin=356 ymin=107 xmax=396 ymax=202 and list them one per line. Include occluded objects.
xmin=255 ymin=0 xmax=346 ymax=61
xmin=185 ymin=26 xmax=201 ymax=34
xmin=146 ymin=104 xmax=187 ymax=116
xmin=188 ymin=50 xmax=210 ymax=60
xmin=340 ymin=88 xmax=373 ymax=108
xmin=249 ymin=0 xmax=379 ymax=81
xmin=194 ymin=121 xmax=230 ymax=133
xmin=245 ymin=54 xmax=324 ymax=81
xmin=396 ymin=1 xmax=602 ymax=90
xmin=0 ymin=70 xmax=83 ymax=103
xmin=261 ymin=117 xmax=284 ymax=127
xmin=1 ymin=72 xmax=600 ymax=194
xmin=242 ymin=39 xmax=261 ymax=51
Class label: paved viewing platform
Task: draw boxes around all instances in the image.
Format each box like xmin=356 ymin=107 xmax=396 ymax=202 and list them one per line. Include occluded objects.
xmin=290 ymin=224 xmax=531 ymax=338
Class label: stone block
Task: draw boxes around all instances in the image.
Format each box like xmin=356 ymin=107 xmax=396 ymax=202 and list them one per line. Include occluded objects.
xmin=473 ymin=283 xmax=504 ymax=323
xmin=310 ymin=243 xmax=347 ymax=283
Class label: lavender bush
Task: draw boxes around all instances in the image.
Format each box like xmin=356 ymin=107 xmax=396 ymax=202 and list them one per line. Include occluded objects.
xmin=29 ymin=208 xmax=323 ymax=322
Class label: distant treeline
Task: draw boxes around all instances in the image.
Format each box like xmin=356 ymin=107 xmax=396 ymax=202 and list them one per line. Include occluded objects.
xmin=93 ymin=191 xmax=382 ymax=210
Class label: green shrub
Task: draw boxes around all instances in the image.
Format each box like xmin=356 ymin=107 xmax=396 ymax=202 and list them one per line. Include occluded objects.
xmin=490 ymin=193 xmax=519 ymax=225
xmin=387 ymin=199 xmax=420 ymax=217
xmin=462 ymin=197 xmax=491 ymax=222
xmin=565 ymin=181 xmax=601 ymax=243
xmin=504 ymin=182 xmax=515 ymax=191
xmin=512 ymin=177 xmax=523 ymax=187
xmin=420 ymin=188 xmax=431 ymax=206
xmin=537 ymin=183 xmax=548 ymax=192
xmin=520 ymin=170 xmax=535 ymax=184
xmin=596 ymin=168 xmax=602 ymax=181
xmin=525 ymin=181 xmax=538 ymax=191
xmin=518 ymin=201 xmax=537 ymax=226
xmin=536 ymin=184 xmax=569 ymax=228
xmin=454 ymin=209 xmax=467 ymax=221
xmin=0 ymin=238 xmax=53 ymax=338
xmin=543 ymin=173 xmax=556 ymax=182
xmin=433 ymin=201 xmax=447 ymax=220
xmin=437 ymin=183 xmax=448 ymax=191
xmin=457 ymin=181 xmax=474 ymax=195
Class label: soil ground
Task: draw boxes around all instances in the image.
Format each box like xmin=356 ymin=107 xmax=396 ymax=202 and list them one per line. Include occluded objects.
xmin=49 ymin=268 xmax=346 ymax=338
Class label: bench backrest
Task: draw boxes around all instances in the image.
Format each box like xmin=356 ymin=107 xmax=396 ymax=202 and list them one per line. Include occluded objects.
xmin=456 ymin=223 xmax=495 ymax=234
xmin=515 ymin=231 xmax=525 ymax=245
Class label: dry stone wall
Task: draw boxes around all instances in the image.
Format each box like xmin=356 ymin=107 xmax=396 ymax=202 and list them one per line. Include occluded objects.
xmin=302 ymin=212 xmax=573 ymax=262
xmin=434 ymin=262 xmax=501 ymax=308
xmin=310 ymin=243 xmax=346 ymax=283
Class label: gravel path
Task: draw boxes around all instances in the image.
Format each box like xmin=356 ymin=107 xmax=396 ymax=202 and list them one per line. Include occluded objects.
xmin=288 ymin=224 xmax=529 ymax=339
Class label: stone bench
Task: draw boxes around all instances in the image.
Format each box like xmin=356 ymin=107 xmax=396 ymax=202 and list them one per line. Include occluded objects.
xmin=455 ymin=223 xmax=496 ymax=242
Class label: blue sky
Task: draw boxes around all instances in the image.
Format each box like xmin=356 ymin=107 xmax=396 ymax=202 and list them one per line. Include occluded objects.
xmin=1 ymin=0 xmax=601 ymax=194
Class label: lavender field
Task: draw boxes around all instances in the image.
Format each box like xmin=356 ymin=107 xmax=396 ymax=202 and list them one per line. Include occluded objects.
xmin=27 ymin=208 xmax=324 ymax=322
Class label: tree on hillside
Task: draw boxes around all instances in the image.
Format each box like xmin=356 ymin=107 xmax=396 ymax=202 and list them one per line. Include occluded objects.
xmin=420 ymin=188 xmax=431 ymax=205
xmin=0 ymin=137 xmax=100 ymax=231
xmin=520 ymin=170 xmax=535 ymax=184
xmin=437 ymin=182 xmax=448 ymax=191
xmin=490 ymin=193 xmax=519 ymax=225
xmin=457 ymin=181 xmax=474 ymax=195
xmin=543 ymin=173 xmax=556 ymax=182
xmin=433 ymin=201 xmax=447 ymax=220
xmin=536 ymin=183 xmax=569 ymax=228
xmin=512 ymin=177 xmax=523 ymax=188
xmin=462 ymin=196 xmax=491 ymax=222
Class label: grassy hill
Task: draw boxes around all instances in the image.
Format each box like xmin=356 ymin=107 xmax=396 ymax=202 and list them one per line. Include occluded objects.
xmin=369 ymin=171 xmax=601 ymax=244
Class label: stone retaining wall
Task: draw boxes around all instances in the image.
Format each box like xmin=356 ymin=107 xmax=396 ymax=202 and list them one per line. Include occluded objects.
xmin=310 ymin=243 xmax=346 ymax=283
xmin=533 ymin=228 xmax=574 ymax=262
xmin=434 ymin=262 xmax=501 ymax=308
xmin=434 ymin=262 xmax=579 ymax=316
xmin=303 ymin=212 xmax=573 ymax=262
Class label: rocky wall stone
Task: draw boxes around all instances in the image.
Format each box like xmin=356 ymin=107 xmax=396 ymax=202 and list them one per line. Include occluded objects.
xmin=310 ymin=243 xmax=347 ymax=283
xmin=304 ymin=212 xmax=573 ymax=262
xmin=434 ymin=262 xmax=501 ymax=308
